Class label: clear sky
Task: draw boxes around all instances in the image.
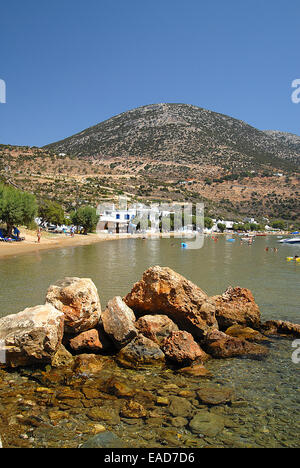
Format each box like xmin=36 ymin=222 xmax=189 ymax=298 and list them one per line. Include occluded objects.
xmin=1 ymin=0 xmax=300 ymax=147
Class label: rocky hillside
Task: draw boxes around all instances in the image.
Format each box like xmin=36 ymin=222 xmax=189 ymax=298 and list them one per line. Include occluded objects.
xmin=263 ymin=130 xmax=300 ymax=154
xmin=45 ymin=103 xmax=300 ymax=170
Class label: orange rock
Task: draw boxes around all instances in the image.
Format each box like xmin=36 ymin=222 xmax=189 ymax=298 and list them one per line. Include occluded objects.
xmin=213 ymin=286 xmax=261 ymax=330
xmin=124 ymin=266 xmax=218 ymax=339
xmin=162 ymin=331 xmax=210 ymax=365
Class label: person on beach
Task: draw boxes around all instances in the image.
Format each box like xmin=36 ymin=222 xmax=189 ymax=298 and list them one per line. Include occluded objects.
xmin=37 ymin=227 xmax=41 ymax=243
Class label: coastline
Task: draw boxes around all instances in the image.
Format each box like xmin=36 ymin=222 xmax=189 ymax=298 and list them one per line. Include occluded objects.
xmin=0 ymin=229 xmax=288 ymax=260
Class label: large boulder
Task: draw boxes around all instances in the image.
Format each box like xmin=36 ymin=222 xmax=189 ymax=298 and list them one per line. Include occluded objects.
xmin=0 ymin=304 xmax=64 ymax=367
xmin=46 ymin=277 xmax=101 ymax=334
xmin=261 ymin=320 xmax=300 ymax=338
xmin=117 ymin=334 xmax=165 ymax=369
xmin=204 ymin=329 xmax=269 ymax=359
xmin=102 ymin=297 xmax=138 ymax=349
xmin=213 ymin=286 xmax=261 ymax=330
xmin=124 ymin=266 xmax=218 ymax=339
xmin=136 ymin=314 xmax=179 ymax=345
xmin=162 ymin=331 xmax=210 ymax=366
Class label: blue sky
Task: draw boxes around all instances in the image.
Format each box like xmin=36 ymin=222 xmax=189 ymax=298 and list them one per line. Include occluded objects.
xmin=1 ymin=0 xmax=300 ymax=146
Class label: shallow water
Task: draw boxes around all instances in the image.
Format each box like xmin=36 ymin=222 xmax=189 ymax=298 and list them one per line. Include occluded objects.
xmin=0 ymin=235 xmax=299 ymax=448
xmin=0 ymin=235 xmax=299 ymax=321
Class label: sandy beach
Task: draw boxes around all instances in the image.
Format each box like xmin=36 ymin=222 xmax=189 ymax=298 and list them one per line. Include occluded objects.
xmin=0 ymin=229 xmax=111 ymax=259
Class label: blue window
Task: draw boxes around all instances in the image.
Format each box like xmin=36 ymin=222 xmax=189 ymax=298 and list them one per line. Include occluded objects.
xmin=116 ymin=214 xmax=120 ymax=220
xmin=125 ymin=214 xmax=130 ymax=220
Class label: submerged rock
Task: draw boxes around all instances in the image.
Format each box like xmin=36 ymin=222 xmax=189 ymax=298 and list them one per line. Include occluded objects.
xmin=73 ymin=354 xmax=107 ymax=375
xmin=46 ymin=277 xmax=101 ymax=334
xmin=102 ymin=296 xmax=137 ymax=349
xmin=121 ymin=400 xmax=147 ymax=419
xmin=204 ymin=329 xmax=269 ymax=359
xmin=0 ymin=304 xmax=64 ymax=367
xmin=196 ymin=385 xmax=234 ymax=405
xmin=177 ymin=364 xmax=212 ymax=378
xmin=81 ymin=431 xmax=126 ymax=448
xmin=136 ymin=314 xmax=179 ymax=344
xmin=124 ymin=266 xmax=218 ymax=339
xmin=117 ymin=334 xmax=165 ymax=369
xmin=225 ymin=325 xmax=269 ymax=342
xmin=213 ymin=286 xmax=261 ymax=330
xmin=189 ymin=410 xmax=224 ymax=436
xmin=261 ymin=320 xmax=300 ymax=338
xmin=162 ymin=330 xmax=210 ymax=366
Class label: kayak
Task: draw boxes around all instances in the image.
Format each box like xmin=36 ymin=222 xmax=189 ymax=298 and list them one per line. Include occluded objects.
xmin=286 ymin=257 xmax=300 ymax=262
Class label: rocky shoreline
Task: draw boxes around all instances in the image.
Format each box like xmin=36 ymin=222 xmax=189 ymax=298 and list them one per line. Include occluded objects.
xmin=0 ymin=266 xmax=299 ymax=448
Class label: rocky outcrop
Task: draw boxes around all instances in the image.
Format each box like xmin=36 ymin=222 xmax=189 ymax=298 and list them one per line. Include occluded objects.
xmin=0 ymin=304 xmax=64 ymax=367
xmin=162 ymin=331 xmax=210 ymax=366
xmin=124 ymin=266 xmax=218 ymax=339
xmin=204 ymin=329 xmax=269 ymax=359
xmin=261 ymin=320 xmax=300 ymax=337
xmin=136 ymin=314 xmax=179 ymax=344
xmin=102 ymin=297 xmax=138 ymax=349
xmin=117 ymin=334 xmax=165 ymax=369
xmin=213 ymin=286 xmax=261 ymax=330
xmin=46 ymin=277 xmax=101 ymax=334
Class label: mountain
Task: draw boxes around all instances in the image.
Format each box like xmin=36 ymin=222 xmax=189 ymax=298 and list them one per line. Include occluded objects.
xmin=263 ymin=130 xmax=300 ymax=154
xmin=44 ymin=103 xmax=299 ymax=170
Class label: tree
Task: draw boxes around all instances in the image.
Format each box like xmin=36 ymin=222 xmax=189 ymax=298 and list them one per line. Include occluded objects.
xmin=271 ymin=220 xmax=286 ymax=230
xmin=0 ymin=183 xmax=37 ymax=234
xmin=217 ymin=223 xmax=226 ymax=233
xmin=38 ymin=200 xmax=65 ymax=225
xmin=70 ymin=206 xmax=99 ymax=234
xmin=204 ymin=217 xmax=214 ymax=229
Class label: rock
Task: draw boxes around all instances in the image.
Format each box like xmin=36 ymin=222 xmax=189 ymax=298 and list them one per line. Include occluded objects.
xmin=102 ymin=377 xmax=135 ymax=398
xmin=87 ymin=407 xmax=120 ymax=425
xmin=51 ymin=345 xmax=75 ymax=369
xmin=46 ymin=277 xmax=101 ymax=334
xmin=204 ymin=329 xmax=269 ymax=359
xmin=102 ymin=297 xmax=137 ymax=349
xmin=156 ymin=396 xmax=169 ymax=406
xmin=73 ymin=354 xmax=107 ymax=375
xmin=261 ymin=320 xmax=300 ymax=337
xmin=162 ymin=330 xmax=210 ymax=366
xmin=81 ymin=431 xmax=126 ymax=448
xmin=196 ymin=385 xmax=234 ymax=405
xmin=189 ymin=410 xmax=224 ymax=436
xmin=124 ymin=266 xmax=218 ymax=339
xmin=168 ymin=396 xmax=193 ymax=418
xmin=136 ymin=314 xmax=179 ymax=344
xmin=0 ymin=304 xmax=64 ymax=368
xmin=121 ymin=400 xmax=147 ymax=419
xmin=69 ymin=329 xmax=106 ymax=353
xmin=225 ymin=325 xmax=269 ymax=342
xmin=117 ymin=334 xmax=165 ymax=369
xmin=213 ymin=286 xmax=261 ymax=330
xmin=177 ymin=364 xmax=212 ymax=378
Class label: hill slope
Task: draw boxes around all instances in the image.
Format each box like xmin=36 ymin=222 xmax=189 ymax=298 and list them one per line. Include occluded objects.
xmin=263 ymin=130 xmax=300 ymax=154
xmin=45 ymin=103 xmax=299 ymax=170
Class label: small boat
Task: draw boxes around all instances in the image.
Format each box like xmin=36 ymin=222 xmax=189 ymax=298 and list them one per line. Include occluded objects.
xmin=286 ymin=257 xmax=300 ymax=262
xmin=279 ymin=238 xmax=300 ymax=244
